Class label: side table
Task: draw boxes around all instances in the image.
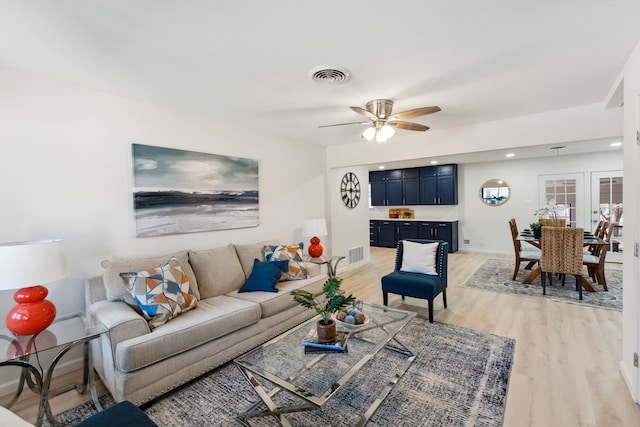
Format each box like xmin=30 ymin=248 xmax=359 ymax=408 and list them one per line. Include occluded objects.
xmin=305 ymin=255 xmax=345 ymax=278
xmin=0 ymin=312 xmax=106 ymax=426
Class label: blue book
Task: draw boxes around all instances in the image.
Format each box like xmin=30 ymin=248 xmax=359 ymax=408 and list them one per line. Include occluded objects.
xmin=303 ymin=329 xmax=349 ymax=351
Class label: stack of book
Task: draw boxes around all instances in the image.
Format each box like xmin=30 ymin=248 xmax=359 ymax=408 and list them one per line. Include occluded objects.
xmin=303 ymin=329 xmax=349 ymax=354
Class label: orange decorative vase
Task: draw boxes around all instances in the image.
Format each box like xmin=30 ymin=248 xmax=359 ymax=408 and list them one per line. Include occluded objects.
xmin=316 ymin=319 xmax=336 ymax=343
xmin=6 ymin=285 xmax=56 ymax=336
xmin=308 ymin=236 xmax=324 ymax=258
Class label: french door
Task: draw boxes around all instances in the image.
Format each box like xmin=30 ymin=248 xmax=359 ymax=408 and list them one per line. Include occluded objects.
xmin=590 ymin=171 xmax=623 ymax=263
xmin=538 ymin=173 xmax=585 ymax=228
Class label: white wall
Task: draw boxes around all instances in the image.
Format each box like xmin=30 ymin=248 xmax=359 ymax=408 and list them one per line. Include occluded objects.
xmin=0 ymin=67 xmax=328 ymax=388
xmin=458 ymin=151 xmax=622 ymax=253
xmin=617 ymin=39 xmax=640 ymax=402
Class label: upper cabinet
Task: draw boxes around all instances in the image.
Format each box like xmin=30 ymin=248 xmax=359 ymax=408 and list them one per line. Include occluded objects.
xmin=419 ymin=164 xmax=458 ymax=205
xmin=369 ymin=164 xmax=457 ymax=206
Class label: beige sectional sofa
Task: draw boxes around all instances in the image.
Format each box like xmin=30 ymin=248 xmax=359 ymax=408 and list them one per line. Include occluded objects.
xmin=85 ymin=241 xmax=326 ymax=405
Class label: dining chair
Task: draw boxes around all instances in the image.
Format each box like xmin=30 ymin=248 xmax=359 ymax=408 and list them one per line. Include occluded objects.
xmin=539 ymin=218 xmax=567 ymax=227
xmin=508 ymin=218 xmax=540 ymax=280
xmin=584 ymin=222 xmax=614 ymax=290
xmin=540 ymin=226 xmax=584 ymax=300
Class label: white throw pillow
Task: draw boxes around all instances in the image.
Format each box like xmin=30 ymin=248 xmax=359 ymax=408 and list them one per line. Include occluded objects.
xmin=400 ymin=241 xmax=439 ymax=275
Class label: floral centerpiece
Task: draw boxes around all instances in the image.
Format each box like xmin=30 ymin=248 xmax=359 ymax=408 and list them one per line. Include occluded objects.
xmin=535 ymin=199 xmax=562 ymax=224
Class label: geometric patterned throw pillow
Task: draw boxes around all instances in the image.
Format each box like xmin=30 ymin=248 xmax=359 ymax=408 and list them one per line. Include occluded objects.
xmin=120 ymin=257 xmax=197 ymax=329
xmin=262 ymin=243 xmax=308 ymax=280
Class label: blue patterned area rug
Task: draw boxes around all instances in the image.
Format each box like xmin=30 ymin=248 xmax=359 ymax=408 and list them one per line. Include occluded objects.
xmin=462 ymin=258 xmax=622 ymax=311
xmin=53 ymin=319 xmax=514 ymax=427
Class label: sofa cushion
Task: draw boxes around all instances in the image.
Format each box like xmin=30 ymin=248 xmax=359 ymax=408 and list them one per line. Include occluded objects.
xmin=102 ymin=251 xmax=200 ymax=303
xmin=263 ymin=243 xmax=308 ymax=280
xmin=232 ymin=240 xmax=279 ymax=279
xmin=230 ymin=276 xmax=325 ymax=318
xmin=115 ymin=295 xmax=261 ymax=372
xmin=189 ymin=246 xmax=246 ymax=298
xmin=120 ymin=257 xmax=197 ymax=329
xmin=238 ymin=259 xmax=287 ymax=293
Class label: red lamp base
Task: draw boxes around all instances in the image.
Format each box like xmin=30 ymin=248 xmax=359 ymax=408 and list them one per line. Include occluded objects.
xmin=308 ymin=236 xmax=324 ymax=258
xmin=6 ymin=285 xmax=56 ymax=336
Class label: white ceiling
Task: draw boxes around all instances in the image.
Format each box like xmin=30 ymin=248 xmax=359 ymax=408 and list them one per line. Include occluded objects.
xmin=1 ymin=1 xmax=639 ymax=161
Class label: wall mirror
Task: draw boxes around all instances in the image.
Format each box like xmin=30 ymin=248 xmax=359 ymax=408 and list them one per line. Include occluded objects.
xmin=480 ymin=178 xmax=511 ymax=206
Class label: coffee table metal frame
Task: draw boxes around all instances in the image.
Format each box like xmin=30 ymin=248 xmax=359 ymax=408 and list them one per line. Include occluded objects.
xmin=234 ymin=302 xmax=416 ymax=426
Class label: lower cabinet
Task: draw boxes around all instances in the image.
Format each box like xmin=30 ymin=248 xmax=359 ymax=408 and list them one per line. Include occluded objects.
xmin=370 ymin=220 xmax=458 ymax=252
xmin=418 ymin=221 xmax=458 ymax=253
xmin=377 ymin=221 xmax=397 ymax=248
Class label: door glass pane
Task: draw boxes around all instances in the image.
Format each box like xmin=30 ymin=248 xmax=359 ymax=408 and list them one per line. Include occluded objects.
xmin=544 ymin=178 xmax=577 ymax=227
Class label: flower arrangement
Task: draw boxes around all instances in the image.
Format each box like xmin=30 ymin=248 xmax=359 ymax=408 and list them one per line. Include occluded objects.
xmin=534 ymin=198 xmax=561 ymax=226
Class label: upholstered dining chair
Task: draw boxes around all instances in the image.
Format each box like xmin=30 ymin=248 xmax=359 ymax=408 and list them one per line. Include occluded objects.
xmin=540 ymin=226 xmax=584 ymax=300
xmin=508 ymin=218 xmax=540 ymax=280
xmin=381 ymin=239 xmax=448 ymax=323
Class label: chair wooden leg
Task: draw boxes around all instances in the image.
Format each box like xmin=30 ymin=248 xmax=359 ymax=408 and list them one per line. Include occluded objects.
xmin=576 ymin=275 xmax=583 ymax=300
xmin=512 ymin=260 xmax=520 ymax=280
xmin=383 ymin=292 xmax=388 ymax=306
xmin=596 ymin=268 xmax=608 ymax=291
xmin=428 ymin=300 xmax=434 ymax=323
xmin=541 ymin=270 xmax=546 ymax=295
xmin=442 ymin=289 xmax=447 ymax=308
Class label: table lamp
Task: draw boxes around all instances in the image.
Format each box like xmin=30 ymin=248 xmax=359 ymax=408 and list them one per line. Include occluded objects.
xmin=0 ymin=240 xmax=66 ymax=336
xmin=303 ymin=218 xmax=328 ymax=258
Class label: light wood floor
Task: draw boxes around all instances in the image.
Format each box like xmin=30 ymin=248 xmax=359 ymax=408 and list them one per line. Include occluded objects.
xmin=3 ymin=249 xmax=639 ymax=426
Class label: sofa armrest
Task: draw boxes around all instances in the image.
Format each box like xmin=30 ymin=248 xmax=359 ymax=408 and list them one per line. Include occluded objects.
xmin=89 ymin=300 xmax=150 ymax=353
xmin=85 ymin=275 xmax=107 ymax=307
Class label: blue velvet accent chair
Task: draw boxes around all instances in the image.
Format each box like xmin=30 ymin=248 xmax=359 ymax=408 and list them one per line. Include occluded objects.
xmin=381 ymin=239 xmax=449 ymax=323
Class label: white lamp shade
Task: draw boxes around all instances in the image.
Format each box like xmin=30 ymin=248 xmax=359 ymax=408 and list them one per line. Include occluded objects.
xmin=303 ymin=218 xmax=328 ymax=237
xmin=362 ymin=126 xmax=376 ymax=141
xmin=0 ymin=240 xmax=67 ymax=290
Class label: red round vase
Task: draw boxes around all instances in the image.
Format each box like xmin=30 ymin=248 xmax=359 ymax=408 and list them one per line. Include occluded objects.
xmin=6 ymin=285 xmax=57 ymax=336
xmin=308 ymin=236 xmax=324 ymax=258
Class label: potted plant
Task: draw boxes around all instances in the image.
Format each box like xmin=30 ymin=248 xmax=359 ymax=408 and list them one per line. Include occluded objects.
xmin=291 ymin=277 xmax=356 ymax=342
xmin=530 ymin=222 xmax=543 ymax=239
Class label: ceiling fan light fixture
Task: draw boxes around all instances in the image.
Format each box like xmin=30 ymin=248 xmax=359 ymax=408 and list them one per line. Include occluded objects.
xmin=362 ymin=126 xmax=376 ymax=141
xmin=380 ymin=124 xmax=395 ymax=139
xmin=375 ymin=131 xmax=388 ymax=143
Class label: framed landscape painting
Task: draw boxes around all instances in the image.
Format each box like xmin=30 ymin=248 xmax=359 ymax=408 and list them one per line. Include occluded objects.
xmin=132 ymin=144 xmax=259 ymax=237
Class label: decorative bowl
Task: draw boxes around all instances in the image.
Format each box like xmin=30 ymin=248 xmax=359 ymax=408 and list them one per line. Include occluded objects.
xmin=333 ymin=313 xmax=370 ymax=331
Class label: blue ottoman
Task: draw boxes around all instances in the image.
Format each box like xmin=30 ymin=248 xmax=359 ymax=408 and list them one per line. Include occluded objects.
xmin=75 ymin=401 xmax=158 ymax=427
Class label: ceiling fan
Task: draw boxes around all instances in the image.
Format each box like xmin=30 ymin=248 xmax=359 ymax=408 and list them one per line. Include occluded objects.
xmin=319 ymin=99 xmax=441 ymax=143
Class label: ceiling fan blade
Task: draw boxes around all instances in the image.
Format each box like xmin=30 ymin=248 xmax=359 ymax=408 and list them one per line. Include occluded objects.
xmin=318 ymin=121 xmax=370 ymax=128
xmin=350 ymin=106 xmax=377 ymax=120
xmin=392 ymin=106 xmax=441 ymax=120
xmin=388 ymin=121 xmax=429 ymax=131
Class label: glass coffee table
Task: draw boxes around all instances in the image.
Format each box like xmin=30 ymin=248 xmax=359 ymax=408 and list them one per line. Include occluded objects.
xmin=234 ymin=301 xmax=416 ymax=426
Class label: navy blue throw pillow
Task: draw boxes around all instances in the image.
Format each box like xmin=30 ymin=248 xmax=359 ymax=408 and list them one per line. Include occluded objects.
xmin=238 ymin=259 xmax=287 ymax=293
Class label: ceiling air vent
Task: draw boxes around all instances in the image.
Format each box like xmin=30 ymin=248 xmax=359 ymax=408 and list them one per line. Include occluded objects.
xmin=308 ymin=65 xmax=351 ymax=85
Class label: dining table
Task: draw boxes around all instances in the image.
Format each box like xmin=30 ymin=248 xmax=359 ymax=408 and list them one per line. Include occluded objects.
xmin=516 ymin=230 xmax=607 ymax=292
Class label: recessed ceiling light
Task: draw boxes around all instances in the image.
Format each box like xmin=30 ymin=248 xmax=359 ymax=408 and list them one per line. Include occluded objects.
xmin=378 ymin=165 xmax=385 ymax=170
xmin=430 ymin=160 xmax=438 ymax=165
xmin=610 ymin=142 xmax=622 ymax=147
xmin=506 ymin=153 xmax=515 ymax=158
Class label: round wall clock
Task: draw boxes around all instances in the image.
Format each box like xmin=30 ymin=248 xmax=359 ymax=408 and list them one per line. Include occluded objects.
xmin=340 ymin=172 xmax=361 ymax=208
